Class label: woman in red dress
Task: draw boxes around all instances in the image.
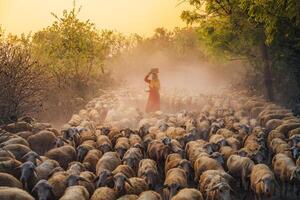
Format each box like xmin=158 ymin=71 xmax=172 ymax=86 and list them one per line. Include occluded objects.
xmin=144 ymin=69 xmax=160 ymax=113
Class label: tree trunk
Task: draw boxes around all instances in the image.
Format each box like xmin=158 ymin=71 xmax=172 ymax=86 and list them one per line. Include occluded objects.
xmin=260 ymin=39 xmax=274 ymax=101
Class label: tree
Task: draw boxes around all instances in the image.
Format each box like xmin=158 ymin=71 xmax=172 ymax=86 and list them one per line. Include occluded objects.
xmin=0 ymin=40 xmax=45 ymax=124
xmin=181 ymin=0 xmax=300 ymax=104
xmin=31 ymin=2 xmax=114 ymax=97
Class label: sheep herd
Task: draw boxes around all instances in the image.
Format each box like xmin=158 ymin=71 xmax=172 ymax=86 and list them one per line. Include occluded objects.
xmin=0 ymin=89 xmax=300 ymax=200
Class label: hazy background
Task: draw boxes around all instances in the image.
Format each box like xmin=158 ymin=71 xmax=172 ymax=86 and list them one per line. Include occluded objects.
xmin=0 ymin=0 xmax=189 ymax=36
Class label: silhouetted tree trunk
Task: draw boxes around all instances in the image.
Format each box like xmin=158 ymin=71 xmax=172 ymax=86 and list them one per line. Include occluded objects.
xmin=260 ymin=39 xmax=274 ymax=101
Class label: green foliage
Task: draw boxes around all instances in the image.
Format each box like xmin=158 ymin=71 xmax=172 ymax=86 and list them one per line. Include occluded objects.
xmin=181 ymin=0 xmax=300 ymax=106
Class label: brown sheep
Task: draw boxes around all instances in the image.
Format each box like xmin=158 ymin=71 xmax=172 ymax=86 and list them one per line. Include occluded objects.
xmin=123 ymin=177 xmax=149 ymax=196
xmin=3 ymin=144 xmax=31 ymax=161
xmin=194 ymin=154 xmax=224 ymax=181
xmin=47 ymin=170 xmax=69 ymax=198
xmin=250 ymin=164 xmax=277 ymax=200
xmin=113 ymin=165 xmax=136 ymax=178
xmin=0 ymin=172 xmax=22 ymax=188
xmin=165 ymin=153 xmax=183 ymax=175
xmin=219 ymin=146 xmax=235 ymax=163
xmin=76 ymin=144 xmax=94 ymax=162
xmin=123 ymin=147 xmax=143 ymax=172
xmin=164 ymin=168 xmax=187 ymax=199
xmin=91 ymin=187 xmax=117 ymax=200
xmin=115 ymin=137 xmax=131 ymax=159
xmin=138 ymin=159 xmax=159 ymax=190
xmin=27 ymin=130 xmax=57 ymax=155
xmin=16 ymin=131 xmax=35 ymax=140
xmin=45 ymin=145 xmax=76 ymax=169
xmin=82 ymin=149 xmax=102 ymax=173
xmin=96 ymin=151 xmax=121 ymax=176
xmin=36 ymin=159 xmax=60 ymax=180
xmin=96 ymin=135 xmax=112 ymax=153
xmin=226 ymin=137 xmax=241 ymax=150
xmin=59 ymin=185 xmax=89 ymax=200
xmin=0 ymin=157 xmax=22 ymax=179
xmin=147 ymin=140 xmax=171 ymax=172
xmin=3 ymin=122 xmax=33 ymax=133
xmin=288 ymin=127 xmax=300 ymax=137
xmin=227 ymin=155 xmax=254 ymax=190
xmin=267 ymin=130 xmax=285 ymax=146
xmin=171 ymin=188 xmax=203 ymax=200
xmin=265 ymin=119 xmax=283 ymax=132
xmin=199 ymin=170 xmax=233 ymax=200
xmin=0 ymin=186 xmax=34 ymax=200
xmin=129 ymin=134 xmax=144 ymax=150
xmin=272 ymin=153 xmax=300 ymax=197
xmin=275 ymin=123 xmax=300 ymax=136
xmin=138 ymin=190 xmax=162 ymax=200
xmin=269 ymin=138 xmax=292 ymax=158
xmin=0 ymin=136 xmax=29 ymax=147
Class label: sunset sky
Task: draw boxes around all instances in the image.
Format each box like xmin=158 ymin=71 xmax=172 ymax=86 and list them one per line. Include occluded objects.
xmin=0 ymin=0 xmax=190 ymax=36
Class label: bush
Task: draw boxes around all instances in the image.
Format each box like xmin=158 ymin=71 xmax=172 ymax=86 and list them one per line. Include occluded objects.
xmin=0 ymin=41 xmax=45 ymax=124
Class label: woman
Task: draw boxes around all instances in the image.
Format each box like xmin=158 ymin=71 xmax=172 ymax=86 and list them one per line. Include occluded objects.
xmin=144 ymin=68 xmax=160 ymax=113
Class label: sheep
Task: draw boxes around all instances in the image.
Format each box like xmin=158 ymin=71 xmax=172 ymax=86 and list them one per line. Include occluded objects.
xmin=219 ymin=146 xmax=235 ymax=163
xmin=115 ymin=137 xmax=131 ymax=159
xmin=227 ymin=155 xmax=254 ymax=190
xmin=19 ymin=161 xmax=39 ymax=191
xmin=194 ymin=155 xmax=224 ymax=181
xmin=91 ymin=187 xmax=117 ymax=200
xmin=35 ymin=159 xmax=60 ymax=180
xmin=250 ymin=164 xmax=277 ymax=200
xmin=0 ymin=186 xmax=34 ymax=200
xmin=164 ymin=168 xmax=187 ymax=199
xmin=275 ymin=123 xmax=300 ymax=136
xmin=272 ymin=153 xmax=300 ymax=197
xmin=67 ymin=162 xmax=86 ymax=176
xmin=76 ymin=144 xmax=93 ymax=162
xmin=199 ymin=170 xmax=233 ymax=200
xmin=32 ymin=179 xmax=56 ymax=200
xmin=0 ymin=157 xmax=22 ymax=179
xmin=117 ymin=176 xmax=148 ymax=196
xmin=82 ymin=149 xmax=102 ymax=173
xmin=45 ymin=145 xmax=76 ymax=169
xmin=96 ymin=135 xmax=112 ymax=153
xmin=147 ymin=140 xmax=171 ymax=173
xmin=21 ymin=151 xmax=42 ymax=165
xmin=0 ymin=172 xmax=23 ymax=188
xmin=78 ymin=129 xmax=97 ymax=145
xmin=79 ymin=171 xmax=96 ymax=195
xmin=3 ymin=121 xmax=33 ymax=133
xmin=47 ymin=170 xmax=69 ymax=198
xmin=138 ymin=190 xmax=162 ymax=200
xmin=113 ymin=164 xmax=136 ymax=178
xmin=0 ymin=148 xmax=15 ymax=159
xmin=59 ymin=185 xmax=89 ymax=200
xmin=138 ymin=159 xmax=159 ymax=190
xmin=171 ymin=188 xmax=203 ymax=200
xmin=0 ymin=136 xmax=29 ymax=147
xmin=269 ymin=138 xmax=292 ymax=158
xmin=129 ymin=134 xmax=144 ymax=150
xmin=123 ymin=147 xmax=143 ymax=172
xmin=27 ymin=130 xmax=57 ymax=155
xmin=96 ymin=151 xmax=121 ymax=176
xmin=3 ymin=144 xmax=31 ymax=161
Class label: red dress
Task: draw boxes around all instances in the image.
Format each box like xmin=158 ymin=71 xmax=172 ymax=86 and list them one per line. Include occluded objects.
xmin=144 ymin=75 xmax=160 ymax=113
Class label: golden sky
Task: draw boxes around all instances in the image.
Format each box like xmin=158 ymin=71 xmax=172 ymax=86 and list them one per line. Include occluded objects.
xmin=0 ymin=0 xmax=189 ymax=36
